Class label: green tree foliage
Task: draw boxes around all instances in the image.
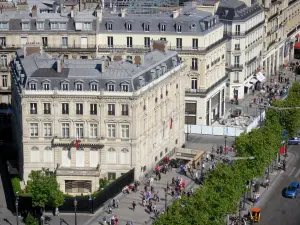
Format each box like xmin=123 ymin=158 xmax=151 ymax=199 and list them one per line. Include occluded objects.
xmin=11 ymin=177 xmax=22 ymax=194
xmin=29 ymin=168 xmax=64 ymax=208
xmin=24 ymin=213 xmax=39 ymax=225
xmin=154 ymin=83 xmax=300 ymax=225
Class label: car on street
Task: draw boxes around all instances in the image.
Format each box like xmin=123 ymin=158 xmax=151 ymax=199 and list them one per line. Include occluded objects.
xmin=288 ymin=137 xmax=300 ymax=145
xmin=285 ymin=182 xmax=300 ymax=198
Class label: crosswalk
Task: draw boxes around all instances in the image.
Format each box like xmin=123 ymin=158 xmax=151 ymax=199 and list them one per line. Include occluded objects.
xmin=283 ymin=166 xmax=300 ymax=178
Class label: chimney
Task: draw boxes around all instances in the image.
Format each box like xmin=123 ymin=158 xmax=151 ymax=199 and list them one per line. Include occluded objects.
xmin=96 ymin=9 xmax=103 ymax=22
xmin=133 ymin=55 xmax=144 ymax=65
xmin=60 ymin=3 xmax=64 ymax=15
xmin=173 ymin=10 xmax=179 ymax=18
xmin=151 ymin=40 xmax=168 ymax=53
xmin=31 ymin=5 xmax=37 ymax=17
xmin=57 ymin=56 xmax=63 ymax=73
xmin=121 ymin=8 xmax=126 ymax=17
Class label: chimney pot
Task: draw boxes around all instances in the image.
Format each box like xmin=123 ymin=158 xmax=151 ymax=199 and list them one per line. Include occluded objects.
xmin=173 ymin=10 xmax=179 ymax=18
xmin=151 ymin=40 xmax=168 ymax=53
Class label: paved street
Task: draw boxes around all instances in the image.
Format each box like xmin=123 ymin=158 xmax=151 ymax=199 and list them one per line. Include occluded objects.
xmin=260 ymin=145 xmax=300 ymax=225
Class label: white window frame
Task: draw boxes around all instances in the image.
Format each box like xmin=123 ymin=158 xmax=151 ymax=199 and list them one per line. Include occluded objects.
xmin=37 ymin=22 xmax=44 ymax=30
xmin=44 ymin=123 xmax=52 ymax=137
xmin=90 ymin=83 xmax=98 ymax=91
xmin=144 ymin=24 xmax=150 ymax=32
xmin=61 ymin=83 xmax=69 ymax=90
xmin=176 ymin=24 xmax=182 ymax=33
xmin=126 ymin=23 xmax=132 ymax=31
xmin=30 ymin=123 xmax=39 ymax=137
xmin=121 ymin=124 xmax=130 ymax=138
xmin=75 ymin=83 xmax=83 ymax=91
xmin=120 ymin=148 xmax=130 ymax=164
xmin=107 ymin=23 xmax=113 ymax=31
xmin=75 ymin=123 xmax=84 ymax=138
xmin=121 ymin=84 xmax=129 ymax=92
xmin=107 ymin=148 xmax=116 ymax=163
xmin=62 ymin=37 xmax=68 ymax=47
xmin=191 ymin=78 xmax=197 ymax=91
xmin=90 ymin=123 xmax=98 ymax=138
xmin=83 ymin=22 xmax=92 ymax=30
xmin=44 ymin=147 xmax=53 ymax=162
xmin=22 ymin=23 xmax=30 ymax=30
xmin=29 ymin=83 xmax=37 ymax=90
xmin=107 ymin=124 xmax=116 ymax=138
xmin=89 ymin=148 xmax=99 ymax=167
xmin=0 ymin=22 xmax=8 ymax=30
xmin=43 ymin=83 xmax=50 ymax=90
xmin=107 ymin=84 xmax=115 ymax=91
xmin=161 ymin=24 xmax=166 ymax=32
xmin=62 ymin=123 xmax=70 ymax=138
xmin=2 ymin=75 xmax=7 ymax=88
xmin=30 ymin=146 xmax=40 ymax=162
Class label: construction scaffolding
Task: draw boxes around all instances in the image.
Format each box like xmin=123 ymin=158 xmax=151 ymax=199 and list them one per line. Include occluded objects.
xmin=103 ymin=0 xmax=180 ymax=14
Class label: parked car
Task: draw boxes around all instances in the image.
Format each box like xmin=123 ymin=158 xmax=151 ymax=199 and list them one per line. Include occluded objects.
xmin=285 ymin=182 xmax=300 ymax=198
xmin=288 ymin=137 xmax=300 ymax=145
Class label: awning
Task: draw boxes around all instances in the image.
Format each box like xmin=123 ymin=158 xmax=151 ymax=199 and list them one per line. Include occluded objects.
xmin=245 ymin=83 xmax=253 ymax=88
xmin=256 ymin=72 xmax=266 ymax=82
xmin=294 ymin=42 xmax=300 ymax=49
xmin=250 ymin=78 xmax=258 ymax=84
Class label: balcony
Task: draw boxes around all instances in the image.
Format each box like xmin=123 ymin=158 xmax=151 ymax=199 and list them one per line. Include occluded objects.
xmin=108 ymin=111 xmax=115 ymax=116
xmin=246 ymin=56 xmax=257 ymax=66
xmin=90 ymin=111 xmax=97 ymax=115
xmin=233 ymin=80 xmax=240 ymax=83
xmin=52 ymin=136 xmax=104 ymax=148
xmin=44 ymin=110 xmax=51 ymax=114
xmin=44 ymin=44 xmax=96 ymax=52
xmin=226 ymin=64 xmax=244 ymax=71
xmin=268 ymin=12 xmax=278 ymax=22
xmin=62 ymin=110 xmax=69 ymax=115
xmin=98 ymin=36 xmax=229 ymax=55
xmin=0 ymin=45 xmax=21 ymax=51
xmin=122 ymin=111 xmax=129 ymax=116
xmin=30 ymin=110 xmax=37 ymax=114
xmin=289 ymin=0 xmax=297 ymax=6
xmin=56 ymin=164 xmax=100 ymax=177
xmin=267 ymin=40 xmax=276 ymax=50
xmin=185 ymin=75 xmax=227 ymax=97
xmin=0 ymin=86 xmax=11 ymax=92
xmin=190 ymin=66 xmax=198 ymax=71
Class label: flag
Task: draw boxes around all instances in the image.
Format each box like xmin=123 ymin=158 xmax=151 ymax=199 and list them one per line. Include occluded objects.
xmin=75 ymin=135 xmax=80 ymax=150
xmin=170 ymin=112 xmax=174 ymax=129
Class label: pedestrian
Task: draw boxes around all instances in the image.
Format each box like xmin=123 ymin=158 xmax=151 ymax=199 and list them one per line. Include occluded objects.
xmin=167 ymin=182 xmax=170 ymax=191
xmin=116 ymin=199 xmax=119 ymax=209
xmin=132 ymin=201 xmax=136 ymax=211
xmin=111 ymin=216 xmax=115 ymax=225
xmin=103 ymin=216 xmax=107 ymax=225
xmin=158 ymin=173 xmax=161 ymax=181
xmin=157 ymin=194 xmax=160 ymax=202
xmin=206 ymin=153 xmax=210 ymax=162
xmin=112 ymin=199 xmax=116 ymax=208
xmin=126 ymin=222 xmax=131 ymax=225
xmin=114 ymin=215 xmax=118 ymax=225
xmin=108 ymin=206 xmax=112 ymax=214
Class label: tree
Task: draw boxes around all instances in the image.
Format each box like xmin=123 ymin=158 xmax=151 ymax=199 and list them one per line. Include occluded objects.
xmin=24 ymin=213 xmax=39 ymax=225
xmin=28 ymin=168 xmax=64 ymax=209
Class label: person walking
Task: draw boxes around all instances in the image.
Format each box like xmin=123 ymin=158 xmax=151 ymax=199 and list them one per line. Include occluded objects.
xmin=116 ymin=199 xmax=119 ymax=209
xmin=132 ymin=201 xmax=136 ymax=211
xmin=103 ymin=216 xmax=107 ymax=225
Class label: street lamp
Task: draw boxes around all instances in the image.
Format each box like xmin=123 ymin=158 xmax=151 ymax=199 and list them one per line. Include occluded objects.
xmin=164 ymin=188 xmax=167 ymax=211
xmin=224 ymin=135 xmax=227 ymax=152
xmin=15 ymin=192 xmax=19 ymax=225
xmin=74 ymin=198 xmax=77 ymax=225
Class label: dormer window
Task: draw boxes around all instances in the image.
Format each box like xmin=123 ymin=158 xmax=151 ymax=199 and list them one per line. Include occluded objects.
xmin=176 ymin=24 xmax=182 ymax=33
xmin=107 ymin=23 xmax=113 ymax=31
xmin=83 ymin=22 xmax=92 ymax=30
xmin=144 ymin=23 xmax=150 ymax=32
xmin=29 ymin=83 xmax=37 ymax=90
xmin=75 ymin=83 xmax=83 ymax=91
xmin=51 ymin=22 xmax=67 ymax=30
xmin=22 ymin=23 xmax=30 ymax=30
xmin=126 ymin=22 xmax=132 ymax=31
xmin=90 ymin=83 xmax=98 ymax=91
xmin=37 ymin=22 xmax=44 ymax=30
xmin=138 ymin=76 xmax=145 ymax=87
xmin=107 ymin=83 xmax=115 ymax=91
xmin=43 ymin=83 xmax=50 ymax=90
xmin=121 ymin=84 xmax=129 ymax=92
xmin=0 ymin=22 xmax=8 ymax=30
xmin=61 ymin=82 xmax=69 ymax=91
xmin=160 ymin=24 xmax=166 ymax=32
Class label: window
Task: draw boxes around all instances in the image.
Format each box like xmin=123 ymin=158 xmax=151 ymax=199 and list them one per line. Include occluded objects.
xmin=107 ymin=23 xmax=113 ymax=31
xmin=42 ymin=37 xmax=48 ymax=47
xmin=185 ymin=102 xmax=197 ymax=115
xmin=160 ymin=24 xmax=166 ymax=31
xmin=121 ymin=124 xmax=130 ymax=138
xmin=235 ymin=44 xmax=240 ymax=50
xmin=83 ymin=22 xmax=92 ymax=30
xmin=191 ymin=58 xmax=198 ymax=70
xmin=91 ymin=83 xmax=98 ymax=91
xmin=234 ymin=72 xmax=239 ymax=81
xmin=44 ymin=147 xmax=53 ymax=162
xmin=107 ymin=84 xmax=115 ymax=91
xmin=122 ymin=104 xmax=129 ymax=116
xmin=108 ymin=104 xmax=115 ymax=115
xmin=176 ymin=24 xmax=182 ymax=32
xmin=29 ymin=83 xmax=37 ymax=90
xmin=191 ymin=78 xmax=197 ymax=91
xmin=108 ymin=172 xmax=116 ymax=180
xmin=43 ymin=83 xmax=50 ymax=90
xmin=120 ymin=149 xmax=130 ymax=164
xmin=62 ymin=123 xmax=70 ymax=138
xmin=37 ymin=22 xmax=44 ymax=30
xmin=62 ymin=103 xmax=69 ymax=114
xmin=90 ymin=104 xmax=97 ymax=115
xmin=107 ymin=148 xmax=116 ymax=163
xmin=126 ymin=23 xmax=132 ymax=31
xmin=235 ymin=25 xmax=240 ymax=34
xmin=121 ymin=84 xmax=129 ymax=92
xmin=61 ymin=83 xmax=69 ymax=90
xmin=107 ymin=36 xmax=113 ymax=48
xmin=76 ymin=123 xmax=84 ymax=138
xmin=22 ymin=23 xmax=30 ymax=30
xmin=30 ymin=123 xmax=38 ymax=136
xmin=107 ymin=124 xmax=116 ymax=138
xmin=62 ymin=37 xmax=68 ymax=47
xmin=234 ymin=56 xmax=240 ymax=67
xmin=127 ymin=37 xmax=132 ymax=47
xmin=144 ymin=37 xmax=150 ymax=48
xmin=75 ymin=83 xmax=83 ymax=91
xmin=2 ymin=75 xmax=7 ymax=88
xmin=30 ymin=147 xmax=40 ymax=162
xmin=76 ymin=148 xmax=85 ymax=167
xmin=62 ymin=148 xmax=71 ymax=167
xmin=43 ymin=103 xmax=51 ymax=114
xmin=192 ymin=39 xmax=198 ymax=50
xmin=30 ymin=103 xmax=37 ymax=114
xmin=51 ymin=22 xmax=67 ymax=30
xmin=185 ymin=116 xmax=196 ymax=125
xmin=0 ymin=55 xmax=7 ymax=68
xmin=90 ymin=124 xmax=98 ymax=138
xmin=0 ymin=37 xmax=6 ymax=47
xmin=44 ymin=123 xmax=52 ymax=137
xmin=89 ymin=148 xmax=99 ymax=167
xmin=76 ymin=103 xmax=83 ymax=115
xmin=144 ymin=24 xmax=150 ymax=32
xmin=176 ymin=38 xmax=182 ymax=49
xmin=0 ymin=23 xmax=8 ymax=30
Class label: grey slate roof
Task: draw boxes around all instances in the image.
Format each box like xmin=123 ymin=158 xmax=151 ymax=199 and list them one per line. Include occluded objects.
xmin=13 ymin=48 xmax=181 ymax=92
xmin=100 ymin=3 xmax=221 ymax=35
xmin=215 ymin=0 xmax=263 ymax=21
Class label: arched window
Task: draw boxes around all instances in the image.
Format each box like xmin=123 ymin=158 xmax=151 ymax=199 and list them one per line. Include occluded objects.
xmin=107 ymin=148 xmax=116 ymax=163
xmin=30 ymin=146 xmax=40 ymax=162
xmin=89 ymin=148 xmax=99 ymax=167
xmin=61 ymin=147 xmax=71 ymax=167
xmin=44 ymin=147 xmax=53 ymax=162
xmin=120 ymin=148 xmax=130 ymax=164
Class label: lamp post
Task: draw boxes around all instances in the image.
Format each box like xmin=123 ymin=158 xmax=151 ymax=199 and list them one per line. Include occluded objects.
xmin=224 ymin=135 xmax=227 ymax=152
xmin=74 ymin=198 xmax=77 ymax=225
xmin=15 ymin=193 xmax=19 ymax=225
xmin=164 ymin=188 xmax=167 ymax=211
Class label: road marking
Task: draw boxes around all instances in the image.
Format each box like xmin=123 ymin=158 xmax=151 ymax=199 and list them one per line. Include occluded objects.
xmin=288 ymin=167 xmax=296 ymax=176
xmin=295 ymin=168 xmax=300 ymax=178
